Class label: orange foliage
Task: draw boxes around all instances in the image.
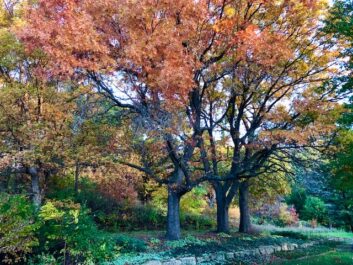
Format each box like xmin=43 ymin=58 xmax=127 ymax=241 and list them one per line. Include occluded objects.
xmin=18 ymin=0 xmax=328 ymax=103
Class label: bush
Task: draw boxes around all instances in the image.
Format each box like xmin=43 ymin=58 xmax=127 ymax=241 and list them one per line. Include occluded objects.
xmin=301 ymin=196 xmax=328 ymax=225
xmin=38 ymin=200 xmax=117 ymax=264
xmin=181 ymin=213 xmax=216 ymax=230
xmin=101 ymin=204 xmax=165 ymax=231
xmin=275 ymin=205 xmax=299 ymax=227
xmin=0 ymin=193 xmax=39 ymax=264
xmin=115 ymin=235 xmax=147 ymax=253
xmin=286 ymin=187 xmax=307 ymax=215
xmin=28 ymin=253 xmax=58 ymax=265
xmin=254 ymin=201 xmax=299 ymax=227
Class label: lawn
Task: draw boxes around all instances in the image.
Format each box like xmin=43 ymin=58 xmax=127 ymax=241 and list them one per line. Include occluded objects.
xmin=275 ymin=250 xmax=353 ymax=265
xmin=257 ymin=224 xmax=353 ymax=240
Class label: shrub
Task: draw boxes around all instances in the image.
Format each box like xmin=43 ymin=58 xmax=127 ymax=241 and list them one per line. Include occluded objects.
xmin=301 ymin=196 xmax=328 ymax=225
xmin=115 ymin=235 xmax=147 ymax=253
xmin=254 ymin=201 xmax=299 ymax=227
xmin=276 ymin=205 xmax=299 ymax=227
xmin=286 ymin=187 xmax=307 ymax=215
xmin=38 ymin=200 xmax=117 ymax=264
xmin=181 ymin=213 xmax=216 ymax=230
xmin=28 ymin=253 xmax=59 ymax=265
xmin=0 ymin=193 xmax=39 ymax=264
xmin=166 ymin=235 xmax=207 ymax=249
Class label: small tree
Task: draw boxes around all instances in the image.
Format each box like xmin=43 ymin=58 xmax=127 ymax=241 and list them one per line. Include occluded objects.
xmin=301 ymin=196 xmax=328 ymax=225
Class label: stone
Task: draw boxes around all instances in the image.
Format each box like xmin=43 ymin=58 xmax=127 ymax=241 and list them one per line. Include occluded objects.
xmin=281 ymin=243 xmax=289 ymax=251
xmin=258 ymin=246 xmax=267 ymax=255
xmin=215 ymin=253 xmax=225 ymax=261
xmin=234 ymin=251 xmax=244 ymax=257
xmin=266 ymin=247 xmax=275 ymax=255
xmin=258 ymin=246 xmax=275 ymax=255
xmin=225 ymin=252 xmax=235 ymax=260
xmin=163 ymin=259 xmax=182 ymax=265
xmin=253 ymin=249 xmax=261 ymax=255
xmin=144 ymin=261 xmax=162 ymax=265
xmin=179 ymin=257 xmax=196 ymax=265
xmin=209 ymin=253 xmax=218 ymax=260
xmin=275 ymin=246 xmax=282 ymax=252
xmin=196 ymin=254 xmax=210 ymax=263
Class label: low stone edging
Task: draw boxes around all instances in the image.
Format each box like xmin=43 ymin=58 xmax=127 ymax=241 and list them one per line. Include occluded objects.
xmin=143 ymin=241 xmax=319 ymax=265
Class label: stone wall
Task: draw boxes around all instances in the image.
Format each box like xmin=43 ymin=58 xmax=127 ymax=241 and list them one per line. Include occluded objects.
xmin=143 ymin=241 xmax=319 ymax=265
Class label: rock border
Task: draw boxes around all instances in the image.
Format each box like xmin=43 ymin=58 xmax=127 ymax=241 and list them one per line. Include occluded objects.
xmin=142 ymin=241 xmax=320 ymax=265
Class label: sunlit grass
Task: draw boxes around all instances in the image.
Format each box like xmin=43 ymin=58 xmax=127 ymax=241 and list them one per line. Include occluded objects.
xmin=256 ymin=224 xmax=353 ymax=240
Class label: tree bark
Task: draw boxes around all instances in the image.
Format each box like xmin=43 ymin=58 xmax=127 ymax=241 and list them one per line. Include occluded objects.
xmin=216 ymin=192 xmax=229 ymax=233
xmin=239 ymin=180 xmax=251 ymax=233
xmin=74 ymin=161 xmax=80 ymax=195
xmin=29 ymin=167 xmax=41 ymax=209
xmin=214 ymin=184 xmax=229 ymax=233
xmin=166 ymin=186 xmax=182 ymax=240
xmin=214 ymin=181 xmax=239 ymax=233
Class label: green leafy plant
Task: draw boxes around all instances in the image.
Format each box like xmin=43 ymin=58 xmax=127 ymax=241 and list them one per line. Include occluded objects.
xmin=38 ymin=200 xmax=117 ymax=264
xmin=115 ymin=235 xmax=147 ymax=253
xmin=301 ymin=196 xmax=328 ymax=225
xmin=0 ymin=193 xmax=39 ymax=264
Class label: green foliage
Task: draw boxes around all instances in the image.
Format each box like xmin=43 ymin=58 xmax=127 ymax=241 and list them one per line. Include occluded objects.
xmin=301 ymin=196 xmax=328 ymax=224
xmin=165 ymin=235 xmax=208 ymax=249
xmin=0 ymin=193 xmax=39 ymax=264
xmin=181 ymin=213 xmax=216 ymax=230
xmin=38 ymin=200 xmax=117 ymax=264
xmin=180 ymin=186 xmax=208 ymax=215
xmin=28 ymin=253 xmax=59 ymax=265
xmin=115 ymin=235 xmax=147 ymax=253
xmin=286 ymin=187 xmax=307 ymax=215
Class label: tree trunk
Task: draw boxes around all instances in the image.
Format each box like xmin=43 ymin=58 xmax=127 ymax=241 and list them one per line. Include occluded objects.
xmin=29 ymin=167 xmax=41 ymax=209
xmin=215 ymin=185 xmax=229 ymax=233
xmin=166 ymin=187 xmax=181 ymax=240
xmin=74 ymin=161 xmax=80 ymax=195
xmin=239 ymin=180 xmax=251 ymax=233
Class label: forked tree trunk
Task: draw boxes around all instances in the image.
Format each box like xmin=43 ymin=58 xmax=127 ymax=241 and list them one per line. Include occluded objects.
xmin=214 ymin=181 xmax=240 ymax=233
xmin=166 ymin=187 xmax=182 ymax=240
xmin=239 ymin=180 xmax=251 ymax=233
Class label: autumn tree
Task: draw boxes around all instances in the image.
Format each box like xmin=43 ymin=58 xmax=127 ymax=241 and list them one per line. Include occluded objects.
xmin=18 ymin=0 xmax=256 ymax=240
xmin=197 ymin=0 xmax=342 ymax=233
xmin=19 ymin=0 xmax=344 ymax=239
xmin=0 ymin=1 xmax=128 ymax=209
xmin=0 ymin=1 xmax=76 ymax=208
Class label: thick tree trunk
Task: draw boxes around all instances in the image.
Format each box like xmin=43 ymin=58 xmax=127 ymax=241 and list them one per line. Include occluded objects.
xmin=29 ymin=167 xmax=41 ymax=209
xmin=215 ymin=186 xmax=229 ymax=233
xmin=239 ymin=180 xmax=251 ymax=233
xmin=214 ymin=181 xmax=239 ymax=233
xmin=166 ymin=187 xmax=181 ymax=240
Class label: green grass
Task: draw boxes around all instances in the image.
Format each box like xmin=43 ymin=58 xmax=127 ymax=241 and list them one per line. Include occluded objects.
xmin=275 ymin=250 xmax=353 ymax=265
xmin=256 ymin=224 xmax=353 ymax=240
